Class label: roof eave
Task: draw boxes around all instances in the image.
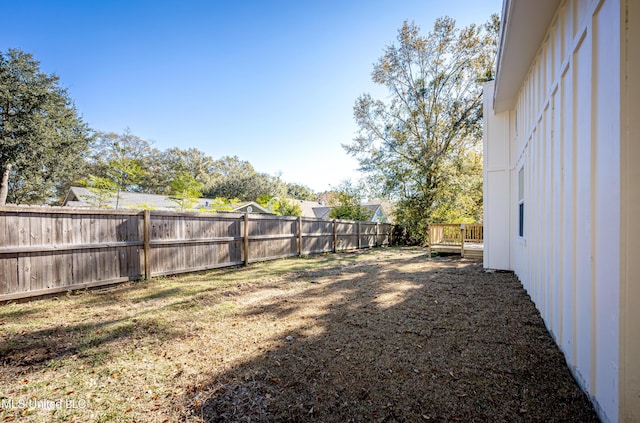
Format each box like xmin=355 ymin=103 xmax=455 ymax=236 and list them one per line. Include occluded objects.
xmin=493 ymin=0 xmax=562 ymax=112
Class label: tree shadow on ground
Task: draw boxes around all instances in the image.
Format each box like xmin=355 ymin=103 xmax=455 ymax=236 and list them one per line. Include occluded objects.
xmin=0 ymin=299 xmax=186 ymax=370
xmin=179 ymin=252 xmax=599 ymax=422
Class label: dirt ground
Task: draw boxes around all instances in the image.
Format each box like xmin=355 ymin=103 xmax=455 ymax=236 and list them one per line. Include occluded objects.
xmin=0 ymin=247 xmax=599 ymax=422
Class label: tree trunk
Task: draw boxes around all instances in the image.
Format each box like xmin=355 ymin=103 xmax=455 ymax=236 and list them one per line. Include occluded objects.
xmin=0 ymin=164 xmax=12 ymax=206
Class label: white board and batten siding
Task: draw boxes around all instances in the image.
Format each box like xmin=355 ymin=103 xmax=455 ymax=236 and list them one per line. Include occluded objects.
xmin=484 ymin=0 xmax=640 ymax=421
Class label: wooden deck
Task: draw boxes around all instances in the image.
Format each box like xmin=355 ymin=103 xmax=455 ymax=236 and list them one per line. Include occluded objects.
xmin=427 ymin=223 xmax=484 ymax=258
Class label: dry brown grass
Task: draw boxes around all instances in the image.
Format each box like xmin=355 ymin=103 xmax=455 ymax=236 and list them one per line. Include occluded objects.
xmin=0 ymin=247 xmax=598 ymax=422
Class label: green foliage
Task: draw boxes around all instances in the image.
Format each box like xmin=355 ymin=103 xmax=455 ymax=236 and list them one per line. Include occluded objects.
xmin=80 ymin=130 xmax=319 ymax=213
xmin=135 ymin=203 xmax=157 ymax=211
xmin=285 ymin=183 xmax=316 ymax=201
xmin=84 ymin=131 xmax=317 ymax=211
xmin=328 ymin=180 xmax=372 ymax=221
xmin=277 ymin=199 xmax=302 ymax=217
xmin=169 ymin=172 xmax=203 ymax=212
xmin=83 ymin=175 xmax=117 ymax=208
xmin=329 ymin=203 xmax=372 ymax=221
xmin=108 ymin=157 xmax=145 ymax=200
xmin=87 ymin=132 xmax=148 ymax=209
xmin=344 ymin=16 xmax=498 ymax=242
xmin=204 ymin=168 xmax=279 ymax=202
xmin=428 ymin=149 xmax=483 ymax=223
xmin=0 ymin=49 xmax=92 ymax=204
xmin=202 ymin=197 xmax=241 ymax=213
xmin=258 ymin=195 xmax=302 ymax=216
xmin=140 ymin=147 xmax=217 ymax=195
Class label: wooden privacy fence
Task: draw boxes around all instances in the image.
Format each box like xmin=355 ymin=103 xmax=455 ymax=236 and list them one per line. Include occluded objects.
xmin=427 ymin=223 xmax=483 ymax=258
xmin=0 ymin=206 xmax=393 ymax=301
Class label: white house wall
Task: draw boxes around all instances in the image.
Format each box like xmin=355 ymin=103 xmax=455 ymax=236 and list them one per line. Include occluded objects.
xmin=482 ymin=81 xmax=512 ymax=271
xmin=491 ymin=0 xmax=623 ymax=420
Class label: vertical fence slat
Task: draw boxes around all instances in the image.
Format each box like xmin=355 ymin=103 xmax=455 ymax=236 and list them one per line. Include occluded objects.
xmin=17 ymin=213 xmax=31 ymax=293
xmin=332 ymin=220 xmax=337 ymax=253
xmin=297 ymin=216 xmax=302 ymax=256
xmin=143 ymin=210 xmax=151 ymax=279
xmin=243 ymin=213 xmax=249 ymax=266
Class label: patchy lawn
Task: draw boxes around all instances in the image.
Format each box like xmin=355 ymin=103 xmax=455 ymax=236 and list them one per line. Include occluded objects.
xmin=0 ymin=247 xmax=598 ymax=422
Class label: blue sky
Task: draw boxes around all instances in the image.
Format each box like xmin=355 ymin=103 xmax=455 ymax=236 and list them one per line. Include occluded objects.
xmin=2 ymin=0 xmax=501 ymax=193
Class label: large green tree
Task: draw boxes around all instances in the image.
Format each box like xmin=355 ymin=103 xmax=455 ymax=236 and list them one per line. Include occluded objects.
xmin=169 ymin=172 xmax=203 ymax=212
xmin=0 ymin=49 xmax=92 ymax=205
xmin=141 ymin=147 xmax=217 ymax=195
xmin=85 ymin=131 xmax=148 ymax=208
xmin=203 ymin=156 xmax=280 ymax=201
xmin=344 ymin=16 xmax=498 ymax=241
xmin=285 ymin=182 xmax=316 ymax=201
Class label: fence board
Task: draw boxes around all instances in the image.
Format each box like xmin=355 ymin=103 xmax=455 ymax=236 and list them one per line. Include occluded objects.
xmin=301 ymin=219 xmax=333 ymax=254
xmin=0 ymin=206 xmax=393 ymax=300
xmin=360 ymin=222 xmax=377 ymax=248
xmin=335 ymin=221 xmax=359 ymax=251
xmin=17 ymin=214 xmax=31 ymax=293
xmin=0 ymin=212 xmax=10 ymax=294
xmin=0 ymin=212 xmax=14 ymax=294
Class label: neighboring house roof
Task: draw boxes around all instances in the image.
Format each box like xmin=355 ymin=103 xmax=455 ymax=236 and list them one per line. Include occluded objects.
xmin=363 ymin=204 xmax=382 ymax=221
xmin=376 ymin=201 xmax=396 ymax=224
xmin=363 ymin=201 xmax=396 ymax=224
xmin=230 ymin=201 xmax=272 ymax=214
xmin=296 ymin=199 xmax=395 ymax=223
xmin=62 ymin=187 xmax=271 ymax=213
xmin=297 ymin=200 xmax=332 ymax=220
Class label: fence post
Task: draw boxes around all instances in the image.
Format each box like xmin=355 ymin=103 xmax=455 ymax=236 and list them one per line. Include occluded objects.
xmin=297 ymin=216 xmax=303 ymax=256
xmin=243 ymin=213 xmax=249 ymax=265
xmin=460 ymin=224 xmax=465 ymax=258
xmin=357 ymin=221 xmax=361 ymax=249
xmin=332 ymin=219 xmax=337 ymax=253
xmin=427 ymin=224 xmax=432 ymax=257
xmin=143 ymin=210 xmax=151 ymax=279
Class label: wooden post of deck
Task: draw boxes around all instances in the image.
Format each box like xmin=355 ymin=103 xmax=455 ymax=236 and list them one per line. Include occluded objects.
xmin=460 ymin=225 xmax=465 ymax=258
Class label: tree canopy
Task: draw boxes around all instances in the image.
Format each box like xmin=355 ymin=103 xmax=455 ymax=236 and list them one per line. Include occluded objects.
xmin=169 ymin=172 xmax=203 ymax=212
xmin=344 ymin=16 xmax=498 ymax=241
xmin=81 ymin=132 xmax=313 ymax=214
xmin=0 ymin=49 xmax=92 ymax=204
xmin=328 ymin=180 xmax=373 ymax=221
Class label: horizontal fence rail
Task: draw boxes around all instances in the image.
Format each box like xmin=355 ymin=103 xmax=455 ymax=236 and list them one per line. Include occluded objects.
xmin=427 ymin=223 xmax=483 ymax=258
xmin=0 ymin=206 xmax=393 ymax=301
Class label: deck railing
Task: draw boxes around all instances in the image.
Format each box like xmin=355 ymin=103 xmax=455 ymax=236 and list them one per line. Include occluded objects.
xmin=427 ymin=223 xmax=483 ymax=257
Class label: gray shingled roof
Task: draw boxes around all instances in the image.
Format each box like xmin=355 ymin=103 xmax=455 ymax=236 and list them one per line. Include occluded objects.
xmin=62 ymin=187 xmax=271 ymax=213
xmin=296 ymin=199 xmax=394 ymax=223
xmin=297 ymin=200 xmax=332 ymax=219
